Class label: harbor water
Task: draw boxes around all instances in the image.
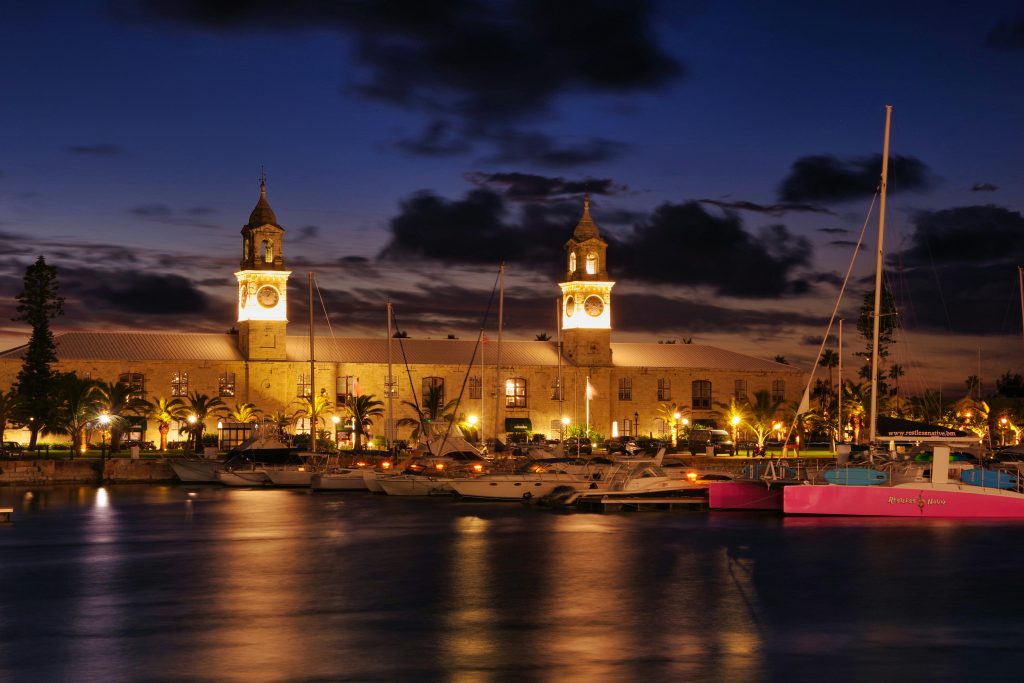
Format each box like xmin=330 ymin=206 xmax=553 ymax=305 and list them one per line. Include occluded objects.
xmin=2 ymin=485 xmax=1024 ymax=682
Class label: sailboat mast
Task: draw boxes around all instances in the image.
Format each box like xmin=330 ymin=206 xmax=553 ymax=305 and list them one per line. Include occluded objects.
xmin=868 ymin=104 xmax=893 ymax=448
xmin=837 ymin=319 xmax=843 ymax=443
xmin=494 ymin=263 xmax=504 ymax=447
xmin=309 ymin=272 xmax=316 ymax=445
xmin=556 ymin=297 xmax=563 ymax=422
xmin=386 ymin=300 xmax=394 ymax=453
xmin=1019 ymin=266 xmax=1023 ymax=350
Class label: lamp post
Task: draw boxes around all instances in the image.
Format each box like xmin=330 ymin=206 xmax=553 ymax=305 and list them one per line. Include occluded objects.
xmin=731 ymin=415 xmax=741 ymax=456
xmin=561 ymin=416 xmax=570 ymax=445
xmin=332 ymin=415 xmax=341 ymax=448
xmin=672 ymin=411 xmax=681 ymax=447
xmin=187 ymin=414 xmax=197 ymax=454
xmin=634 ymin=411 xmax=639 ymax=440
xmin=1000 ymin=416 xmax=1009 ymax=446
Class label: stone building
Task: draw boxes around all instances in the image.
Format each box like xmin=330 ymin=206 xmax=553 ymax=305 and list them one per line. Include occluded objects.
xmin=0 ymin=183 xmax=804 ymax=446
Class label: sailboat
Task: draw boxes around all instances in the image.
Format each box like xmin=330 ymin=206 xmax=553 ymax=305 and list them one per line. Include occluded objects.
xmin=783 ymin=106 xmax=1024 ymax=517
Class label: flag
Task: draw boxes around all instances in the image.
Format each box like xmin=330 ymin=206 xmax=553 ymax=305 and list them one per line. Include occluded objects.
xmin=796 ymin=387 xmax=810 ymax=415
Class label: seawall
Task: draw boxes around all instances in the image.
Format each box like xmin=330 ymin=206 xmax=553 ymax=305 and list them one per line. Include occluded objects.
xmin=0 ymin=459 xmax=176 ymax=485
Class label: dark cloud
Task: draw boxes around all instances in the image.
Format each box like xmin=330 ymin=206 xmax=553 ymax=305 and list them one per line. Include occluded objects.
xmin=615 ymin=202 xmax=812 ymax=297
xmin=64 ymin=144 xmax=122 ymax=156
xmin=777 ymin=154 xmax=932 ymax=203
xmin=379 ymin=190 xmax=813 ymax=298
xmin=699 ymin=198 xmax=833 ymax=216
xmin=465 ymin=172 xmax=627 ymax=201
xmin=129 ymin=1 xmax=681 ymax=161
xmin=987 ymin=18 xmax=1024 ymax=49
xmin=971 ymin=182 xmax=999 ymax=192
xmin=887 ymin=205 xmax=1024 ymax=334
xmin=817 ymin=227 xmax=848 ymax=235
xmin=128 ymin=203 xmax=219 ymax=228
xmin=63 ymin=270 xmax=211 ymax=315
xmin=294 ymin=225 xmax=320 ymax=242
xmin=479 ymin=129 xmax=628 ymax=168
xmin=828 ymin=240 xmax=861 ymax=248
xmin=613 ymin=292 xmax=822 ymax=334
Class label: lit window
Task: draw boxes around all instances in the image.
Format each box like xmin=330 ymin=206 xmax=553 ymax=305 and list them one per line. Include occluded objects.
xmin=692 ymin=380 xmax=711 ymax=410
xmin=657 ymin=378 xmax=671 ymax=401
xmin=618 ymin=378 xmax=632 ymax=401
xmin=506 ymin=378 xmax=527 ymax=409
xmin=119 ymin=372 xmax=145 ymax=399
xmin=550 ymin=378 xmax=563 ymax=401
xmin=384 ymin=374 xmax=399 ymax=398
xmin=297 ymin=373 xmax=311 ymax=398
xmin=469 ymin=376 xmax=481 ymax=400
xmin=623 ymin=418 xmax=633 ymax=436
xmin=218 ymin=372 xmax=236 ymax=397
xmin=735 ymin=379 xmax=747 ymax=401
xmin=772 ymin=380 xmax=785 ymax=402
xmin=171 ymin=371 xmax=189 ymax=397
xmin=569 ymin=252 xmax=577 ymax=272
xmin=585 ymin=252 xmax=597 ymax=275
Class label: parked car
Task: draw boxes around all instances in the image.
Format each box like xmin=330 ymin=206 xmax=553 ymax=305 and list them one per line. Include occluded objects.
xmin=564 ymin=437 xmax=592 ymax=455
xmin=1 ymin=441 xmax=24 ymax=457
xmin=688 ymin=429 xmax=734 ymax=456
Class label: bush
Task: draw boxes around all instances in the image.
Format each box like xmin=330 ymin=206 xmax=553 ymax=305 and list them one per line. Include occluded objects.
xmin=201 ymin=433 xmax=218 ymax=447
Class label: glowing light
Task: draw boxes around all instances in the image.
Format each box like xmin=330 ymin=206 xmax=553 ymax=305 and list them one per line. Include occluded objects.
xmin=435 ymin=463 xmax=445 ymax=471
xmin=382 ymin=461 xmax=392 ymax=470
xmin=686 ymin=472 xmax=698 ymax=482
xmin=468 ymin=415 xmax=478 ymax=426
xmin=217 ymin=421 xmax=223 ymax=429
xmin=95 ymin=487 xmax=109 ymax=508
xmin=99 ymin=413 xmax=110 ymax=426
xmin=731 ymin=416 xmax=741 ymax=427
xmin=561 ymin=416 xmax=570 ymax=426
xmin=674 ymin=412 xmax=681 ymax=421
xmin=473 ymin=464 xmax=483 ymax=472
xmin=332 ymin=415 xmax=341 ymax=425
xmin=682 ymin=418 xmax=689 ymax=426
xmin=612 ymin=421 xmax=619 ymax=438
xmin=187 ymin=415 xmax=197 ymax=425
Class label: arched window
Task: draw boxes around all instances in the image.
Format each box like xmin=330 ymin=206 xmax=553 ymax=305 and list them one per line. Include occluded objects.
xmin=422 ymin=376 xmax=444 ymax=404
xmin=569 ymin=252 xmax=577 ymax=272
xmin=260 ymin=240 xmax=273 ymax=263
xmin=585 ymin=252 xmax=597 ymax=275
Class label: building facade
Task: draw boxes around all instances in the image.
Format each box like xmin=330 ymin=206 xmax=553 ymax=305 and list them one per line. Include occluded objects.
xmin=0 ymin=185 xmax=804 ymax=446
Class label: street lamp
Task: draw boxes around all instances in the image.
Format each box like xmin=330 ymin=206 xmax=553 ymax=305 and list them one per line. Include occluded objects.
xmin=1001 ymin=416 xmax=1009 ymax=446
xmin=634 ymin=411 xmax=639 ymax=440
xmin=672 ymin=411 xmax=681 ymax=447
xmin=186 ymin=414 xmax=197 ymax=453
xmin=561 ymin=416 xmax=570 ymax=445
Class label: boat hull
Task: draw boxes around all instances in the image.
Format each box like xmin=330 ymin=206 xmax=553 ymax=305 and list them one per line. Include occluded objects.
xmin=784 ymin=483 xmax=1024 ymax=517
xmin=311 ymin=471 xmax=368 ymax=491
xmin=170 ymin=459 xmax=225 ymax=483
xmin=378 ymin=476 xmax=454 ymax=496
xmin=264 ymin=469 xmax=314 ymax=487
xmin=450 ymin=475 xmax=595 ymax=501
xmin=217 ymin=470 xmax=271 ymax=486
xmin=708 ymin=481 xmax=785 ymax=510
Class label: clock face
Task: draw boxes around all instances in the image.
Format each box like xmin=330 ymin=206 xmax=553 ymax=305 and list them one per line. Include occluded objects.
xmin=256 ymin=285 xmax=280 ymax=308
xmin=565 ymin=296 xmax=576 ymax=316
xmin=584 ymin=295 xmax=604 ymax=317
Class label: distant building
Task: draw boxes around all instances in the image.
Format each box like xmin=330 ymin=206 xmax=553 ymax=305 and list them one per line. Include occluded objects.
xmin=0 ymin=183 xmax=803 ymax=446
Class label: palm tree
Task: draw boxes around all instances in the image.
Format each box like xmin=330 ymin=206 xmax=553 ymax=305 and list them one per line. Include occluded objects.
xmin=183 ymin=392 xmax=226 ymax=452
xmin=657 ymin=402 xmax=690 ymax=445
xmin=94 ymin=380 xmax=147 ymax=452
xmin=48 ymin=374 xmax=101 ymax=455
xmin=0 ymin=388 xmax=24 ymax=444
xmin=888 ymin=364 xmax=905 ymax=415
xmin=743 ymin=389 xmax=785 ymax=451
xmin=143 ymin=397 xmax=187 ymax=452
xmin=396 ymin=384 xmax=458 ymax=442
xmin=225 ymin=401 xmax=262 ymax=423
xmin=908 ymin=389 xmax=944 ymax=424
xmin=820 ymin=349 xmax=839 ymax=391
xmin=343 ymin=394 xmax=385 ymax=451
xmin=716 ymin=397 xmax=749 ymax=448
xmin=842 ymin=380 xmax=870 ymax=443
xmin=291 ymin=394 xmax=333 ymax=449
xmin=534 ymin=332 xmax=551 ymax=341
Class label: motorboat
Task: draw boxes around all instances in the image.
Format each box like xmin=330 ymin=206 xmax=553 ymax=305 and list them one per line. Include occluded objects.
xmin=263 ymin=453 xmax=332 ymax=487
xmin=169 ymin=454 xmax=226 ymax=483
xmin=311 ymin=468 xmax=370 ymax=491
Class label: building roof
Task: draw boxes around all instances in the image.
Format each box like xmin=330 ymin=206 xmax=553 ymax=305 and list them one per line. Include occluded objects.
xmin=248 ymin=180 xmax=279 ymax=228
xmin=0 ymin=332 xmax=799 ymax=374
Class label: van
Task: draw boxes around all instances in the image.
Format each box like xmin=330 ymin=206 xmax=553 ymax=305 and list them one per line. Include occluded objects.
xmin=688 ymin=429 xmax=734 ymax=456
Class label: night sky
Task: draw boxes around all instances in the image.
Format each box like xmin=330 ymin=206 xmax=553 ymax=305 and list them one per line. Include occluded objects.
xmin=2 ymin=1 xmax=1023 ymax=395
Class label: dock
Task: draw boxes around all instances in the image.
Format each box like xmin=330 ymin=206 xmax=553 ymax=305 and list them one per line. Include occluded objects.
xmin=579 ymin=495 xmax=708 ymax=512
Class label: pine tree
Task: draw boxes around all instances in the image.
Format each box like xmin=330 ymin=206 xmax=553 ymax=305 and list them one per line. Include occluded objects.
xmin=13 ymin=256 xmax=64 ymax=448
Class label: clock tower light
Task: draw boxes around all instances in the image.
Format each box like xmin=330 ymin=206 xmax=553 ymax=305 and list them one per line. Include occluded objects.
xmin=235 ymin=177 xmax=291 ymax=361
xmin=559 ymin=196 xmax=614 ymax=366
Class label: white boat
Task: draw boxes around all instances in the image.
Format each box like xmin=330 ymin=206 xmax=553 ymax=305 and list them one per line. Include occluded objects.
xmin=449 ymin=471 xmax=598 ymax=500
xmin=262 ymin=453 xmax=331 ymax=487
xmin=311 ymin=468 xmax=369 ymax=491
xmin=217 ymin=468 xmax=272 ymax=486
xmin=378 ymin=474 xmax=458 ymax=496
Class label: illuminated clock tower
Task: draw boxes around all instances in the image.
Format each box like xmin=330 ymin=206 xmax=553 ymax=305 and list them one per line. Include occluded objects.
xmin=235 ymin=178 xmax=290 ymax=361
xmin=559 ymin=196 xmax=614 ymax=366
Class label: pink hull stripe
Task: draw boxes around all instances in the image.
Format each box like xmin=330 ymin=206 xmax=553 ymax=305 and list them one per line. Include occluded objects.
xmin=709 ymin=481 xmax=784 ymax=510
xmin=784 ymin=485 xmax=1024 ymax=517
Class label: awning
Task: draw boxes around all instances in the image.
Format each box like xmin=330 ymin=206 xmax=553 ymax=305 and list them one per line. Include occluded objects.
xmin=505 ymin=418 xmax=532 ymax=432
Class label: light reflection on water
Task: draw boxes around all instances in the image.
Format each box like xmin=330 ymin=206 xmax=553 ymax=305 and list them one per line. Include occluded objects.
xmin=2 ymin=487 xmax=1024 ymax=681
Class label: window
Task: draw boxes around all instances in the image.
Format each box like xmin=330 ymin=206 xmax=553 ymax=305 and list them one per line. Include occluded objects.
xmin=569 ymin=252 xmax=577 ymax=272
xmin=623 ymin=418 xmax=633 ymax=436
xmin=218 ymin=372 xmax=236 ymax=397
xmin=618 ymin=377 xmax=632 ymax=401
xmin=260 ymin=239 xmax=273 ymax=262
xmin=550 ymin=378 xmax=563 ymax=401
xmin=422 ymin=376 xmax=444 ymax=403
xmin=655 ymin=418 xmax=667 ymax=436
xmin=734 ymin=379 xmax=747 ymax=401
xmin=585 ymin=252 xmax=597 ymax=274
xmin=384 ymin=374 xmax=398 ymax=399
xmin=692 ymin=380 xmax=711 ymax=410
xmin=119 ymin=372 xmax=145 ymax=398
xmin=505 ymin=378 xmax=527 ymax=409
xmin=297 ymin=373 xmax=311 ymax=398
xmin=657 ymin=378 xmax=671 ymax=401
xmin=469 ymin=376 xmax=482 ymax=400
xmin=337 ymin=375 xmax=356 ymax=402
xmin=171 ymin=371 xmax=188 ymax=397
xmin=772 ymin=380 xmax=786 ymax=402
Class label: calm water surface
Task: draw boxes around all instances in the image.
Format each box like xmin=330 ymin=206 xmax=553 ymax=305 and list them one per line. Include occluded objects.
xmin=2 ymin=485 xmax=1024 ymax=682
